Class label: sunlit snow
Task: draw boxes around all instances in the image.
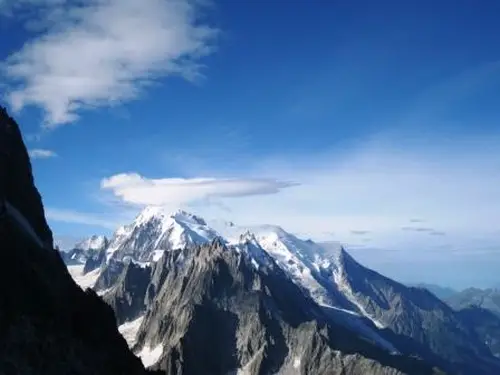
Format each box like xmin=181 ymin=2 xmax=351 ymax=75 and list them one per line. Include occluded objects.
xmin=118 ymin=316 xmax=144 ymax=347
xmin=137 ymin=343 xmax=164 ymax=367
xmin=67 ymin=265 xmax=100 ymax=289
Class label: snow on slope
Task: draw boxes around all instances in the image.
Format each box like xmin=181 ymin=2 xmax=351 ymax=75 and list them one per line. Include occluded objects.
xmin=118 ymin=316 xmax=144 ymax=347
xmin=207 ymin=217 xmax=390 ymax=332
xmin=65 ymin=209 xmax=394 ymax=352
xmin=67 ymin=265 xmax=100 ymax=289
xmin=331 ymin=263 xmax=386 ymax=329
xmin=137 ymin=344 xmax=164 ymax=368
xmin=249 ymin=225 xmax=343 ymax=305
xmin=106 ymin=207 xmax=221 ymax=263
xmin=237 ymin=225 xmax=391 ymax=347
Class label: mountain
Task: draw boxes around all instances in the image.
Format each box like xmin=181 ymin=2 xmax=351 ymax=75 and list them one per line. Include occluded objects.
xmin=74 ymin=206 xmax=500 ymax=374
xmin=86 ymin=207 xmax=222 ymax=291
xmin=446 ymin=287 xmax=500 ymax=317
xmin=60 ymin=235 xmax=109 ymax=265
xmin=411 ymin=284 xmax=458 ymax=300
xmin=248 ymin=226 xmax=499 ymax=374
xmin=103 ymin=239 xmax=441 ymax=374
xmin=0 ymin=107 xmax=148 ymax=375
xmin=76 ymin=234 xmax=109 ymax=251
xmin=105 ymin=207 xmax=220 ymax=263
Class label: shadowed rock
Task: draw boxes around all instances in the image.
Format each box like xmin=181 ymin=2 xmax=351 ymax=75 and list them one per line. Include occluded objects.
xmin=0 ymin=108 xmax=148 ymax=375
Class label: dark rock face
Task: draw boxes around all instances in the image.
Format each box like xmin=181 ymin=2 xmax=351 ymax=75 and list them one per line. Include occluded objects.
xmin=0 ymin=107 xmax=53 ymax=248
xmin=0 ymin=108 xmax=147 ymax=375
xmin=102 ymin=262 xmax=152 ymax=325
xmin=104 ymin=240 xmax=442 ymax=375
xmin=84 ymin=247 xmax=107 ymax=274
xmin=456 ymin=307 xmax=500 ymax=358
xmin=94 ymin=259 xmax=126 ymax=290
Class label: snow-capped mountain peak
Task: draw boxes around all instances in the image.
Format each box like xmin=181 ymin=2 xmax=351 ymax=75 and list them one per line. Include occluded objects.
xmin=134 ymin=206 xmax=207 ymax=228
xmin=105 ymin=206 xmax=220 ymax=263
xmin=75 ymin=235 xmax=108 ymax=251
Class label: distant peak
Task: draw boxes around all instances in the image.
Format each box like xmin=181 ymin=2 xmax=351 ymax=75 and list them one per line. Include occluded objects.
xmin=75 ymin=234 xmax=108 ymax=251
xmin=135 ymin=206 xmax=207 ymax=226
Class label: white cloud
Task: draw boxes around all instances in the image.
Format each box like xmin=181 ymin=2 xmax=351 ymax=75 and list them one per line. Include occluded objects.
xmin=46 ymin=207 xmax=120 ymax=229
xmin=29 ymin=148 xmax=57 ymax=159
xmin=1 ymin=0 xmax=217 ymax=127
xmin=101 ymin=173 xmax=298 ymax=207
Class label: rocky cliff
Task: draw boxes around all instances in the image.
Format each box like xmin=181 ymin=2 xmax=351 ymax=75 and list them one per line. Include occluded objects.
xmin=0 ymin=107 xmax=147 ymax=375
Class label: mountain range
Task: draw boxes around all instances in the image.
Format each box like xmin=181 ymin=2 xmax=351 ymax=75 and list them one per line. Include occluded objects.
xmin=67 ymin=206 xmax=500 ymax=374
xmin=445 ymin=288 xmax=500 ymax=317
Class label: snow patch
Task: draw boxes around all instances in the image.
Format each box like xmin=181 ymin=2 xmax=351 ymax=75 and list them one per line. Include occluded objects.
xmin=293 ymin=356 xmax=301 ymax=368
xmin=137 ymin=343 xmax=164 ymax=368
xmin=67 ymin=265 xmax=100 ymax=289
xmin=332 ymin=269 xmax=386 ymax=329
xmin=151 ymin=249 xmax=165 ymax=262
xmin=321 ymin=304 xmax=397 ymax=353
xmin=118 ymin=316 xmax=144 ymax=347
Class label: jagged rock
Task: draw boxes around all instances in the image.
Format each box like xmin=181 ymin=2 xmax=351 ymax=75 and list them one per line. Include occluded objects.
xmin=105 ymin=241 xmax=442 ymax=374
xmin=102 ymin=262 xmax=152 ymax=325
xmin=84 ymin=247 xmax=107 ymax=274
xmin=94 ymin=259 xmax=126 ymax=290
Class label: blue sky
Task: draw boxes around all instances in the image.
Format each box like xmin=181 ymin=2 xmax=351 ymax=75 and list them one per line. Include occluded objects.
xmin=1 ymin=0 xmax=500 ymax=288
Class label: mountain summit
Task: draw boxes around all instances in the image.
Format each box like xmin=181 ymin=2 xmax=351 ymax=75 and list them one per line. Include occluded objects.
xmin=105 ymin=206 xmax=221 ymax=263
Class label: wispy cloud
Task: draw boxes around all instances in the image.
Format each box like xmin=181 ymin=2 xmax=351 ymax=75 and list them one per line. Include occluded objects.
xmin=350 ymin=230 xmax=371 ymax=236
xmin=1 ymin=0 xmax=217 ymax=127
xmin=401 ymin=226 xmax=433 ymax=232
xmin=29 ymin=148 xmax=57 ymax=159
xmin=409 ymin=218 xmax=426 ymax=223
xmin=401 ymin=226 xmax=446 ymax=236
xmin=101 ymin=173 xmax=298 ymax=207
